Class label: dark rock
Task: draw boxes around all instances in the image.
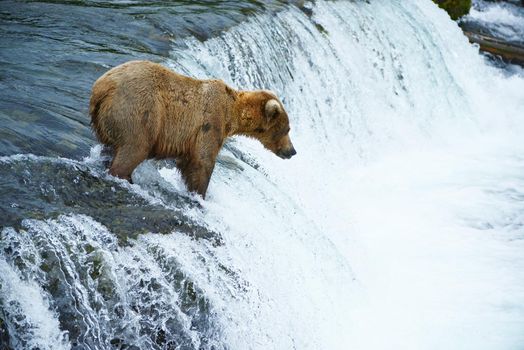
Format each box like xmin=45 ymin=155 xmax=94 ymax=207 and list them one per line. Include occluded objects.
xmin=462 ymin=30 xmax=524 ymax=66
xmin=433 ymin=0 xmax=472 ymax=20
xmin=0 ymin=316 xmax=12 ymax=350
xmin=0 ymin=157 xmax=222 ymax=246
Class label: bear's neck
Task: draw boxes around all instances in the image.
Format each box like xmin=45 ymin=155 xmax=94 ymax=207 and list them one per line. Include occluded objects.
xmin=229 ymin=91 xmax=260 ymax=137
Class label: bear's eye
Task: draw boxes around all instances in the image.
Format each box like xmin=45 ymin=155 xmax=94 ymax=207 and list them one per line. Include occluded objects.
xmin=254 ymin=127 xmax=265 ymax=133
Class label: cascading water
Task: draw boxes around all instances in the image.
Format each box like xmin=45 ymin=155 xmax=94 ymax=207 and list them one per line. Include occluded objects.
xmin=1 ymin=1 xmax=524 ymax=349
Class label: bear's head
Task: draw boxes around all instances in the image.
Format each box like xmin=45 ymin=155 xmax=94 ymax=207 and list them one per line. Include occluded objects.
xmin=239 ymin=90 xmax=297 ymax=159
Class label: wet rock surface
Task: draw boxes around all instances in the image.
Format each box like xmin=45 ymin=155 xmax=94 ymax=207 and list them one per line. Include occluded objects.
xmin=0 ymin=157 xmax=221 ymax=245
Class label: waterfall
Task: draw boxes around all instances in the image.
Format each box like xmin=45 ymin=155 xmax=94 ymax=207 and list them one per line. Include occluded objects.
xmin=1 ymin=1 xmax=524 ymax=349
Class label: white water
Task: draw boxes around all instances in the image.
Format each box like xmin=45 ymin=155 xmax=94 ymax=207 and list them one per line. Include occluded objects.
xmin=2 ymin=1 xmax=524 ymax=349
xmin=166 ymin=1 xmax=524 ymax=348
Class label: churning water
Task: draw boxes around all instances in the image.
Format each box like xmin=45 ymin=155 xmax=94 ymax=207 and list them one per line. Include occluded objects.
xmin=1 ymin=1 xmax=524 ymax=349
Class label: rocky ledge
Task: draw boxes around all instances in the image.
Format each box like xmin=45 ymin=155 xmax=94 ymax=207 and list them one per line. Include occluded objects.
xmin=461 ymin=30 xmax=524 ymax=66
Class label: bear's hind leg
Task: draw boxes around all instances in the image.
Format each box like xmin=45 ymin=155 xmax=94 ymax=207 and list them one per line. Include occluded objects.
xmin=109 ymin=144 xmax=150 ymax=183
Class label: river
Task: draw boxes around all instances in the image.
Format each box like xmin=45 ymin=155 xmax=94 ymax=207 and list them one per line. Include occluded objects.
xmin=1 ymin=1 xmax=524 ymax=349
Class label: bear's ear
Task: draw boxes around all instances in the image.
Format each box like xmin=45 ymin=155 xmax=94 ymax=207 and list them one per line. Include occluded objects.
xmin=264 ymin=99 xmax=281 ymax=121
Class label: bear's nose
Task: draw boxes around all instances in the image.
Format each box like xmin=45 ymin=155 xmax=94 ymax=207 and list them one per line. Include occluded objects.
xmin=277 ymin=147 xmax=297 ymax=159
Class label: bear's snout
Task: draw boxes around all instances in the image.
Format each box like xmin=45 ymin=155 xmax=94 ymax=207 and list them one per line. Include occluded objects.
xmin=277 ymin=146 xmax=297 ymax=159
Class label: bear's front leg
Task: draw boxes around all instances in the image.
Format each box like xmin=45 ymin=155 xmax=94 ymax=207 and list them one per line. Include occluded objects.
xmin=177 ymin=146 xmax=220 ymax=199
xmin=176 ymin=123 xmax=224 ymax=198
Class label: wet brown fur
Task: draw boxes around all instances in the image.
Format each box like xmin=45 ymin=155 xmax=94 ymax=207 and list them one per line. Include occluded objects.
xmin=89 ymin=60 xmax=295 ymax=198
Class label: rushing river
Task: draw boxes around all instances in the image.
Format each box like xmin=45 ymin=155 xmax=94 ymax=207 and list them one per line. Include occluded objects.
xmin=1 ymin=1 xmax=524 ymax=349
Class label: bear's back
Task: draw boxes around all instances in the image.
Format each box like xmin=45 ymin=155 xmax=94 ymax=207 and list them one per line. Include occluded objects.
xmin=90 ymin=60 xmax=237 ymax=158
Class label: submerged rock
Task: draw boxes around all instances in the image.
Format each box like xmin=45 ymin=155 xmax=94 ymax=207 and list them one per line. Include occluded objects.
xmin=0 ymin=316 xmax=10 ymax=350
xmin=0 ymin=156 xmax=221 ymax=246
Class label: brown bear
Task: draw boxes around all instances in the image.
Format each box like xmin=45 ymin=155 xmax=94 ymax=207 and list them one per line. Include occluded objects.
xmin=89 ymin=60 xmax=296 ymax=198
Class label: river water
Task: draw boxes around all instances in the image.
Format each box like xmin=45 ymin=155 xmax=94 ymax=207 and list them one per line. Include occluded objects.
xmin=1 ymin=1 xmax=524 ymax=349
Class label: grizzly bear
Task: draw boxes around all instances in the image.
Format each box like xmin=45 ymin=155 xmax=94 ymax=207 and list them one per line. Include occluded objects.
xmin=89 ymin=60 xmax=296 ymax=198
